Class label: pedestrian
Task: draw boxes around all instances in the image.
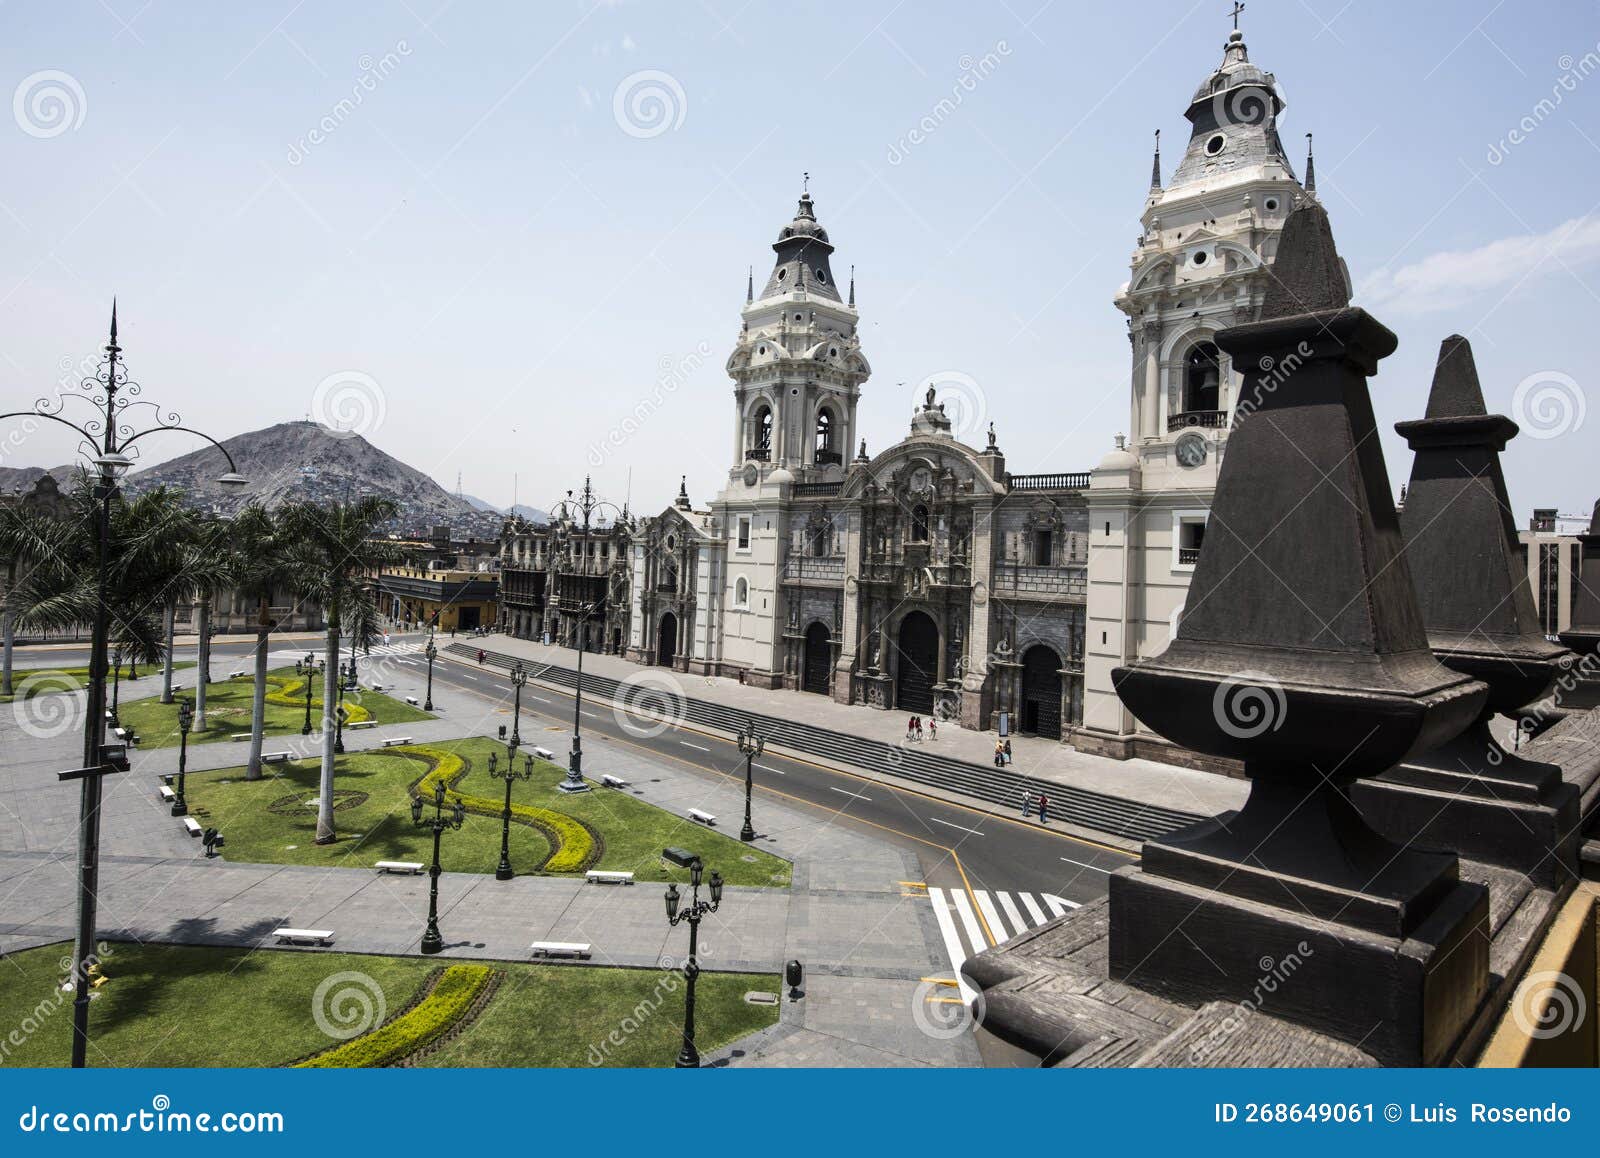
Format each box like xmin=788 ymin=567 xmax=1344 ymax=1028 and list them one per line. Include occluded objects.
xmin=1038 ymin=793 xmax=1049 ymax=824
xmin=906 ymin=716 xmax=915 ymax=741
xmin=1004 ymin=739 xmax=1013 ymax=766
xmin=477 ymin=648 xmax=486 ymax=665
xmin=994 ymin=739 xmax=1005 ymax=767
xmin=450 ymin=626 xmax=456 ymax=638
xmin=928 ymin=717 xmax=938 ymax=741
xmin=913 ymin=716 xmax=923 ymax=742
xmin=1021 ymin=790 xmax=1032 ymax=818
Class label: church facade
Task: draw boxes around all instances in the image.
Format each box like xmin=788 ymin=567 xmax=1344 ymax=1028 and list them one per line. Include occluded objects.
xmin=504 ymin=25 xmax=1320 ymax=761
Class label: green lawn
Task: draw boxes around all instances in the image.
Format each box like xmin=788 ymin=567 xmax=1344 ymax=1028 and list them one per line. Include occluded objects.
xmin=115 ymin=665 xmax=429 ymax=747
xmin=182 ymin=735 xmax=793 ymax=886
xmin=0 ymin=942 xmax=777 ymax=1068
xmin=0 ymin=662 xmax=194 ymax=704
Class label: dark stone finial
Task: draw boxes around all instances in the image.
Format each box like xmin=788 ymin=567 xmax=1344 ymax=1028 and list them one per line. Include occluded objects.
xmin=1150 ymin=128 xmax=1162 ymax=190
xmin=1304 ymin=131 xmax=1316 ymax=193
xmin=1353 ymin=333 xmax=1577 ymax=882
xmin=848 ymin=264 xmax=855 ymax=307
xmin=746 ymin=265 xmax=753 ymax=304
xmin=1422 ymin=334 xmax=1486 ymax=418
xmin=1258 ymin=201 xmax=1346 ymax=320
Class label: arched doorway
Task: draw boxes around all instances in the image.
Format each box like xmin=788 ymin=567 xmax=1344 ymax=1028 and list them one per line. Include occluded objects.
xmin=1020 ymin=645 xmax=1062 ymax=740
xmin=656 ymin=612 xmax=677 ymax=668
xmin=894 ymin=611 xmax=939 ymax=713
xmin=802 ymin=622 xmax=831 ymax=694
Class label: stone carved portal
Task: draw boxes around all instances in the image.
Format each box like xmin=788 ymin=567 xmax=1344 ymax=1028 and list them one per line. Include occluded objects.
xmin=894 ymin=610 xmax=939 ymax=713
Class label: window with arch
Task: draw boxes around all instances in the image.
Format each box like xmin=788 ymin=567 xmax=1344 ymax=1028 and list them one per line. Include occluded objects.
xmin=1182 ymin=342 xmax=1222 ymax=415
xmin=814 ymin=407 xmax=839 ymax=465
xmin=810 ymin=519 xmax=829 ymax=558
xmin=748 ymin=403 xmax=773 ymax=460
xmin=734 ymin=576 xmax=749 ymax=608
xmin=911 ymin=504 xmax=930 ymax=542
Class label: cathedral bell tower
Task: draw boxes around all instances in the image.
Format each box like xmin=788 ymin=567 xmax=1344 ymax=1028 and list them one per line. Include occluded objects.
xmin=724 ymin=182 xmax=871 ymax=478
xmin=1081 ymin=20 xmax=1330 ymax=762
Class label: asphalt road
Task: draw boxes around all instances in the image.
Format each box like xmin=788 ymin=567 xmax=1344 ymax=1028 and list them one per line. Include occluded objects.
xmin=15 ymin=636 xmax=1132 ymax=929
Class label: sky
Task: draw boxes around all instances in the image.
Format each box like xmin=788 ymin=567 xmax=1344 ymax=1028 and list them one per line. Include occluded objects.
xmin=3 ymin=0 xmax=1599 ymax=523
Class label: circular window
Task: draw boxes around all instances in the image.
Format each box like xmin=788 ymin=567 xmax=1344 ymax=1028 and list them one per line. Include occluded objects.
xmin=777 ymin=268 xmax=787 ymax=281
xmin=1205 ymin=133 xmax=1225 ymax=156
xmin=1192 ymin=251 xmax=1208 ymax=266
xmin=1265 ymin=197 xmax=1278 ymax=211
xmin=829 ymin=347 xmax=838 ymax=358
xmin=816 ymin=269 xmax=827 ymax=283
xmin=791 ymin=387 xmax=799 ymax=396
xmin=758 ymin=345 xmax=766 ymax=355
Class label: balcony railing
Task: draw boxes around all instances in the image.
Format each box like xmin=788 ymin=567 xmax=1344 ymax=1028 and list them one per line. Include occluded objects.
xmin=745 ymin=446 xmax=770 ymax=462
xmin=1008 ymin=471 xmax=1091 ymax=491
xmin=792 ymin=481 xmax=842 ymax=497
xmin=1178 ymin=547 xmax=1202 ymax=565
xmin=1167 ymin=410 xmax=1228 ymax=432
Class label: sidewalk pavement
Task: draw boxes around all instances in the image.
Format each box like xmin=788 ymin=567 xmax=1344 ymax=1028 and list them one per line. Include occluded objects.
xmin=0 ymin=657 xmax=982 ymax=1068
xmin=445 ymin=635 xmax=1248 ymax=826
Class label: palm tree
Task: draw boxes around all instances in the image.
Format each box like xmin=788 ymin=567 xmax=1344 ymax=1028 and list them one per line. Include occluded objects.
xmin=226 ymin=506 xmax=300 ymax=780
xmin=280 ymin=497 xmax=400 ymax=843
xmin=0 ymin=500 xmax=65 ymax=697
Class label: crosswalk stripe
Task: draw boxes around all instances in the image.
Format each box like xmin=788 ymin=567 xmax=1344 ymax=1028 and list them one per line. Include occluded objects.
xmin=1018 ymin=892 xmax=1047 ymax=925
xmin=1043 ymin=894 xmax=1078 ymax=918
xmin=973 ymin=890 xmax=1008 ymax=941
xmin=925 ymin=888 xmax=977 ymax=1004
xmin=949 ymin=888 xmax=988 ymax=950
xmin=997 ymin=891 xmax=1027 ymax=934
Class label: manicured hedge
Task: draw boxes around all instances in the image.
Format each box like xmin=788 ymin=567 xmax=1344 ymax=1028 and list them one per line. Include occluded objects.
xmin=401 ymin=743 xmax=599 ymax=873
xmin=262 ymin=672 xmax=372 ymax=723
xmin=295 ymin=964 xmax=493 ymax=1068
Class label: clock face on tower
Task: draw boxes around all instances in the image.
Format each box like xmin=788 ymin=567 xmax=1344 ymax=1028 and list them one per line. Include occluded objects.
xmin=1175 ymin=432 xmax=1208 ymax=468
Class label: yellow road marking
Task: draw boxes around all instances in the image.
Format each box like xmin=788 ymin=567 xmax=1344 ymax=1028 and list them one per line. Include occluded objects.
xmin=920 ymin=976 xmax=959 ymax=987
xmin=926 ymin=996 xmax=964 ymax=1005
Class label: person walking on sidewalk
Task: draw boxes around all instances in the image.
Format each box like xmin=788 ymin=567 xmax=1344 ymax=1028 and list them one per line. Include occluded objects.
xmin=928 ymin=716 xmax=937 ymax=741
xmin=1003 ymin=739 xmax=1013 ymax=766
xmin=913 ymin=716 xmax=923 ymax=742
xmin=906 ymin=716 xmax=916 ymax=741
xmin=477 ymin=648 xmax=487 ymax=665
xmin=1021 ymin=790 xmax=1032 ymax=818
xmin=1038 ymin=793 xmax=1049 ymax=824
xmin=995 ymin=739 xmax=1006 ymax=767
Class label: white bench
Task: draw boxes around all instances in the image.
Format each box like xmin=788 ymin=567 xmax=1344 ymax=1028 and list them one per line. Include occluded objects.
xmin=262 ymin=752 xmax=292 ymax=763
xmin=228 ymin=670 xmax=247 ymax=679
xmin=586 ymin=870 xmax=634 ymax=885
xmin=182 ymin=817 xmax=202 ymax=837
xmin=273 ymin=928 xmax=335 ymax=947
xmin=688 ymin=808 xmax=717 ymax=826
xmin=369 ymin=683 xmax=386 ymax=692
xmin=381 ymin=737 xmax=413 ymax=748
xmin=405 ymin=696 xmax=419 ymax=706
xmin=375 ymin=860 xmax=424 ymax=875
xmin=229 ymin=733 xmax=250 ymax=742
xmin=600 ymin=773 xmax=629 ymax=789
xmin=347 ymin=720 xmax=378 ymax=730
xmin=529 ymin=941 xmax=591 ymax=959
xmin=533 ymin=746 xmax=555 ymax=761
xmin=158 ymin=786 xmax=176 ymax=802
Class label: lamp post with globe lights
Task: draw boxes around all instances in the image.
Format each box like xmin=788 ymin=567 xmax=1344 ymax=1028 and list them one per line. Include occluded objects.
xmin=549 ymin=477 xmax=625 ymax=793
xmin=488 ymin=743 xmax=535 ymax=881
xmin=170 ymin=698 xmax=194 ymax=816
xmin=411 ymin=781 xmax=466 ymax=954
xmin=737 ymin=721 xmax=764 ymax=843
xmin=3 ymin=304 xmax=246 ymax=1068
xmin=295 ymin=653 xmax=321 ymax=736
xmin=664 ymin=857 xmax=724 ymax=1068
xmin=424 ymin=633 xmax=437 ymax=711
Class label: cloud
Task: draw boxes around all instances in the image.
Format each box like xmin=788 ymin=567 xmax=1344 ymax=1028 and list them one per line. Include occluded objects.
xmin=1357 ymin=213 xmax=1600 ymax=313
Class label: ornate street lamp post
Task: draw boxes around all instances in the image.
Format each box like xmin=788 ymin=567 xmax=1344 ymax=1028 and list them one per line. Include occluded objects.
xmin=4 ymin=304 xmax=245 ymax=1068
xmin=508 ymin=659 xmax=527 ymax=745
xmin=170 ymin=698 xmax=194 ymax=816
xmin=488 ymin=744 xmax=536 ymax=880
xmin=737 ymin=720 xmax=764 ymax=843
xmin=664 ymin=858 xmax=724 ymax=1068
xmin=109 ymin=646 xmax=122 ymax=729
xmin=424 ymin=633 xmax=437 ymax=711
xmin=333 ymin=657 xmax=354 ymax=754
xmin=549 ymin=476 xmax=624 ymax=794
xmin=410 ymin=781 xmax=466 ymax=954
xmin=296 ymin=653 xmax=320 ymax=736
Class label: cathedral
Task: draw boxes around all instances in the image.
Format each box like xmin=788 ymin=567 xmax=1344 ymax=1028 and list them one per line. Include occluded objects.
xmin=505 ymin=24 xmax=1321 ymax=760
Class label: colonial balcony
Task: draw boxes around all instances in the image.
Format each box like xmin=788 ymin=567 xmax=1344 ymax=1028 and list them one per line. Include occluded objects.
xmin=1167 ymin=409 xmax=1228 ymax=432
